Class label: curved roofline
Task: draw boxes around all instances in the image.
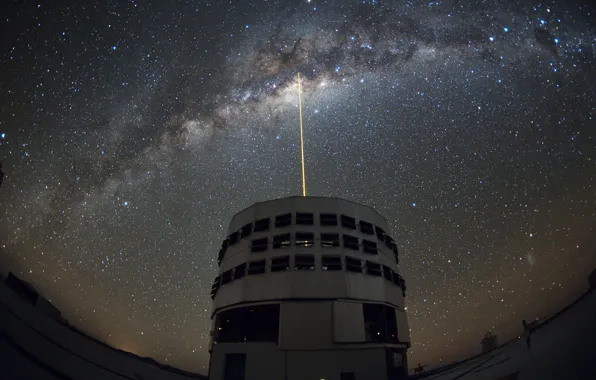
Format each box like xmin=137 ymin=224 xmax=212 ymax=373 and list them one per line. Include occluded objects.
xmin=231 ymin=196 xmax=388 ymax=223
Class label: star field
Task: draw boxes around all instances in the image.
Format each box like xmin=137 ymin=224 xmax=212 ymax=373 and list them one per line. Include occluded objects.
xmin=1 ymin=0 xmax=595 ymax=374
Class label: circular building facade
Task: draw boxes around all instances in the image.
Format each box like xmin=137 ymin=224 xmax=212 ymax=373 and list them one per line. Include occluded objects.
xmin=209 ymin=196 xmax=410 ymax=380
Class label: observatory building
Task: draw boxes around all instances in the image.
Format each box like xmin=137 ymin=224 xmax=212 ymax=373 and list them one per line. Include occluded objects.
xmin=208 ymin=196 xmax=410 ymax=380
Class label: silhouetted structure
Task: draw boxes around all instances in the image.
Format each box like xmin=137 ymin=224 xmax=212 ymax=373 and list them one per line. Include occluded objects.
xmin=481 ymin=332 xmax=499 ymax=353
xmin=589 ymin=269 xmax=596 ymax=289
xmin=209 ymin=196 xmax=410 ymax=380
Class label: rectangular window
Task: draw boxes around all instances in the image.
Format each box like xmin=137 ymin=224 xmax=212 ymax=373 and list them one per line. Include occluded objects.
xmin=385 ymin=306 xmax=398 ymax=343
xmin=366 ymin=261 xmax=382 ymax=276
xmin=271 ymin=256 xmax=290 ymax=272
xmin=272 ymin=233 xmax=291 ymax=249
xmin=382 ymin=265 xmax=392 ymax=281
xmin=222 ymin=269 xmax=234 ymax=284
xmin=224 ymin=353 xmax=246 ymax=380
xmin=363 ymin=303 xmax=386 ymax=342
xmin=248 ymin=259 xmax=266 ymax=275
xmin=216 ymin=304 xmax=280 ymax=343
xmin=275 ymin=213 xmax=292 ymax=228
xmin=295 ymin=232 xmax=314 ymax=247
xmin=343 ymin=234 xmax=359 ymax=250
xmin=375 ymin=225 xmax=385 ymax=240
xmin=341 ymin=214 xmax=357 ymax=230
xmin=251 ymin=237 xmax=268 ymax=253
xmin=391 ymin=270 xmax=400 ymax=286
xmin=240 ymin=223 xmax=252 ymax=239
xmin=228 ymin=231 xmax=239 ymax=246
xmin=322 ymin=255 xmax=342 ymax=271
xmin=345 ymin=256 xmax=362 ymax=272
xmin=384 ymin=234 xmax=395 ymax=249
xmin=210 ymin=275 xmax=221 ymax=299
xmin=392 ymin=243 xmax=399 ymax=264
xmin=359 ymin=220 xmax=374 ymax=235
xmin=218 ymin=238 xmax=229 ymax=264
xmin=254 ymin=217 xmax=270 ymax=232
xmin=340 ymin=373 xmax=355 ymax=380
xmin=295 ymin=254 xmax=315 ymax=270
xmin=235 ymin=263 xmax=246 ymax=279
xmin=296 ymin=212 xmax=314 ymax=225
xmin=320 ymin=213 xmax=338 ymax=226
xmin=321 ymin=233 xmax=340 ymax=248
xmin=362 ymin=239 xmax=378 ymax=254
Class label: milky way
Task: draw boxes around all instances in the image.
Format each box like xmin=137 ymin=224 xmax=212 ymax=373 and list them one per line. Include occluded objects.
xmin=1 ymin=0 xmax=595 ymax=373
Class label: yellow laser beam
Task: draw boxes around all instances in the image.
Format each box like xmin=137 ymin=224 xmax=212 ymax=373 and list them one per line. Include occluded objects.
xmin=298 ymin=72 xmax=306 ymax=197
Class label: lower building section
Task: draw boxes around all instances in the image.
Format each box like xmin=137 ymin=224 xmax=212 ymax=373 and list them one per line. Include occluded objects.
xmin=209 ymin=344 xmax=408 ymax=380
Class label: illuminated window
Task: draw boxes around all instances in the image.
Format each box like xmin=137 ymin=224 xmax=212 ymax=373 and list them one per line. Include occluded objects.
xmin=341 ymin=215 xmax=356 ymax=230
xmin=251 ymin=237 xmax=268 ymax=253
xmin=295 ymin=232 xmax=314 ymax=247
xmin=295 ymin=254 xmax=315 ymax=270
xmin=322 ymin=255 xmax=342 ymax=271
xmin=296 ymin=212 xmax=314 ymax=225
xmin=343 ymin=234 xmax=359 ymax=250
xmin=359 ymin=220 xmax=374 ymax=235
xmin=275 ymin=213 xmax=291 ymax=228
xmin=271 ymin=256 xmax=290 ymax=272
xmin=362 ymin=239 xmax=378 ymax=254
xmin=320 ymin=213 xmax=337 ymax=226
xmin=272 ymin=233 xmax=291 ymax=249
xmin=321 ymin=233 xmax=340 ymax=248
xmin=254 ymin=218 xmax=270 ymax=232
xmin=345 ymin=256 xmax=362 ymax=272
xmin=248 ymin=259 xmax=266 ymax=275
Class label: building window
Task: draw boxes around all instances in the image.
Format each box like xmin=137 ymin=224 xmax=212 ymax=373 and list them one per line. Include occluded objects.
xmin=224 ymin=353 xmax=246 ymax=380
xmin=216 ymin=304 xmax=280 ymax=343
xmin=296 ymin=212 xmax=314 ymax=225
xmin=251 ymin=237 xmax=268 ymax=253
xmin=322 ymin=255 xmax=342 ymax=271
xmin=218 ymin=239 xmax=229 ymax=264
xmin=210 ymin=275 xmax=221 ymax=299
xmin=295 ymin=232 xmax=314 ymax=247
xmin=272 ymin=233 xmax=291 ymax=249
xmin=345 ymin=256 xmax=362 ymax=272
xmin=295 ymin=254 xmax=315 ymax=270
xmin=248 ymin=259 xmax=266 ymax=275
xmin=271 ymin=256 xmax=290 ymax=272
xmin=341 ymin=215 xmax=357 ymax=230
xmin=340 ymin=373 xmax=355 ymax=380
xmin=222 ymin=269 xmax=234 ymax=284
xmin=392 ymin=243 xmax=399 ymax=264
xmin=362 ymin=239 xmax=378 ymax=254
xmin=365 ymin=261 xmax=382 ymax=276
xmin=240 ymin=223 xmax=252 ymax=239
xmin=359 ymin=220 xmax=374 ymax=235
xmin=385 ymin=306 xmax=398 ymax=343
xmin=228 ymin=231 xmax=239 ymax=246
xmin=384 ymin=235 xmax=395 ymax=249
xmin=363 ymin=303 xmax=386 ymax=342
xmin=254 ymin=217 xmax=270 ymax=232
xmin=391 ymin=270 xmax=400 ymax=286
xmin=235 ymin=263 xmax=246 ymax=279
xmin=275 ymin=213 xmax=292 ymax=228
xmin=320 ymin=213 xmax=338 ymax=226
xmin=375 ymin=225 xmax=385 ymax=240
xmin=321 ymin=233 xmax=340 ymax=248
xmin=382 ymin=265 xmax=392 ymax=281
xmin=343 ymin=234 xmax=359 ymax=250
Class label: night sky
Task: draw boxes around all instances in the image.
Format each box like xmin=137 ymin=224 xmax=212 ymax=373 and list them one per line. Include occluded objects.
xmin=1 ymin=0 xmax=595 ymax=374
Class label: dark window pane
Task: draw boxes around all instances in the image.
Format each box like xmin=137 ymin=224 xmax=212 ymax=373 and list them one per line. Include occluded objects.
xmin=320 ymin=213 xmax=338 ymax=226
xmin=366 ymin=261 xmax=382 ymax=276
xmin=359 ymin=220 xmax=374 ymax=235
xmin=343 ymin=234 xmax=359 ymax=250
xmin=222 ymin=269 xmax=234 ymax=284
xmin=296 ymin=232 xmax=314 ymax=247
xmin=321 ymin=233 xmax=340 ymax=248
xmin=340 ymin=373 xmax=355 ymax=380
xmin=391 ymin=270 xmax=400 ymax=286
xmin=273 ymin=233 xmax=291 ymax=249
xmin=383 ymin=265 xmax=392 ymax=281
xmin=254 ymin=218 xmax=270 ymax=232
xmin=385 ymin=306 xmax=398 ymax=343
xmin=240 ymin=223 xmax=252 ymax=239
xmin=375 ymin=226 xmax=385 ymax=240
xmin=296 ymin=212 xmax=314 ymax=225
xmin=224 ymin=353 xmax=246 ymax=380
xmin=363 ymin=303 xmax=386 ymax=342
xmin=295 ymin=254 xmax=315 ymax=270
xmin=251 ymin=237 xmax=268 ymax=253
xmin=216 ymin=304 xmax=280 ymax=343
xmin=341 ymin=215 xmax=356 ymax=229
xmin=384 ymin=234 xmax=395 ymax=249
xmin=235 ymin=263 xmax=246 ymax=279
xmin=248 ymin=259 xmax=266 ymax=275
xmin=275 ymin=213 xmax=292 ymax=228
xmin=228 ymin=231 xmax=239 ymax=246
xmin=218 ymin=239 xmax=229 ymax=264
xmin=271 ymin=256 xmax=290 ymax=272
xmin=210 ymin=275 xmax=221 ymax=299
xmin=322 ymin=255 xmax=342 ymax=271
xmin=362 ymin=239 xmax=378 ymax=254
xmin=345 ymin=256 xmax=362 ymax=272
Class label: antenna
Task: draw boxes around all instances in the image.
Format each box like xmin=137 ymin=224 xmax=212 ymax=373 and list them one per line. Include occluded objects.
xmin=298 ymin=72 xmax=306 ymax=197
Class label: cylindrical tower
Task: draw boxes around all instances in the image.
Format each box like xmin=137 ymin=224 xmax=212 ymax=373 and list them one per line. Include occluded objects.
xmin=208 ymin=196 xmax=410 ymax=380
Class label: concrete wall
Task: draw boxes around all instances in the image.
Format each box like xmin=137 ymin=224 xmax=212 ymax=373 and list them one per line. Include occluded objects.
xmin=0 ymin=280 xmax=204 ymax=380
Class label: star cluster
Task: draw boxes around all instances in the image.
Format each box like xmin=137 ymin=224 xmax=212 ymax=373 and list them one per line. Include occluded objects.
xmin=1 ymin=0 xmax=595 ymax=374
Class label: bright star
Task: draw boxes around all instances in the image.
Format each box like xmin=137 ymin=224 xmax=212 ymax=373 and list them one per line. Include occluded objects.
xmin=503 ymin=27 xmax=509 ymax=32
